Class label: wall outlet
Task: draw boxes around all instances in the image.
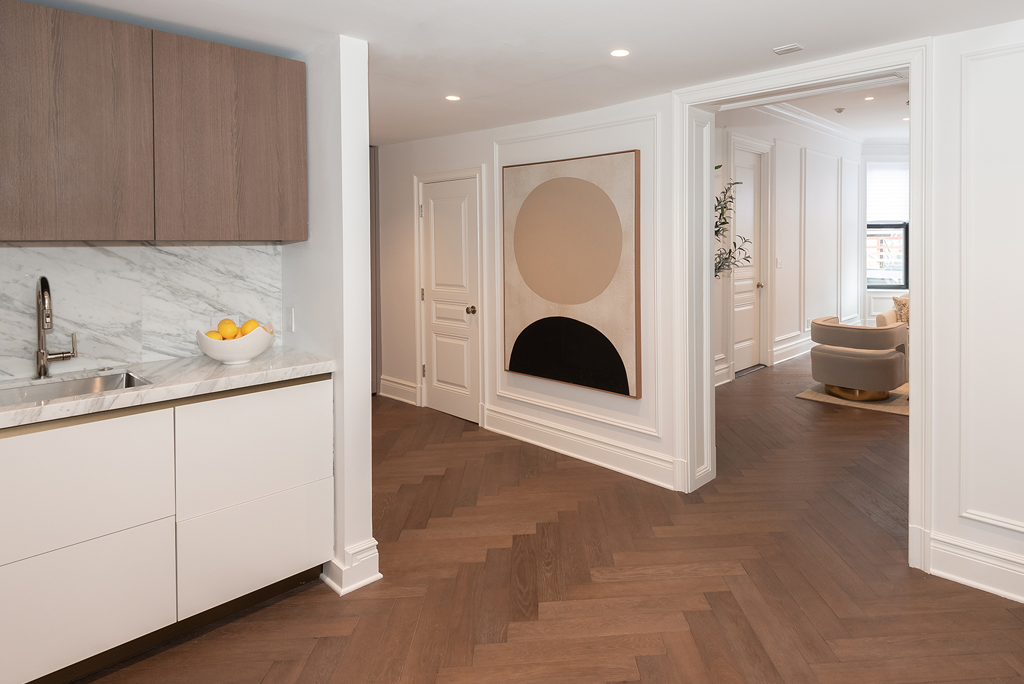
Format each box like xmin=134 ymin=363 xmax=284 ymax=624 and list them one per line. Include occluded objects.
xmin=777 ymin=257 xmax=783 ymax=268
xmin=806 ymin=318 xmax=811 ymax=329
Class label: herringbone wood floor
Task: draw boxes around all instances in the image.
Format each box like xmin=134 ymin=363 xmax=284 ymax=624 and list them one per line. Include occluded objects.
xmin=87 ymin=356 xmax=1024 ymax=683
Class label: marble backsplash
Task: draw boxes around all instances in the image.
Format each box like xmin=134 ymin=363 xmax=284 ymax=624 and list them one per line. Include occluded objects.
xmin=0 ymin=243 xmax=283 ymax=380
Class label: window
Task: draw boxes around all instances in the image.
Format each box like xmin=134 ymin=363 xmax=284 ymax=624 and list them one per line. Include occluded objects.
xmin=866 ymin=162 xmax=909 ymax=289
xmin=867 ymin=222 xmax=908 ymax=288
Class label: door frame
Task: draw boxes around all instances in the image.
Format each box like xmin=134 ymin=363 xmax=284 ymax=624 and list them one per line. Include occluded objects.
xmin=673 ymin=41 xmax=929 ymax=570
xmin=722 ymin=131 xmax=774 ymax=381
xmin=413 ymin=166 xmax=485 ymax=422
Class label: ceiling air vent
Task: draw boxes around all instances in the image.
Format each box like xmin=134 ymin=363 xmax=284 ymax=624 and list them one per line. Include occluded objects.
xmin=773 ymin=43 xmax=803 ymax=55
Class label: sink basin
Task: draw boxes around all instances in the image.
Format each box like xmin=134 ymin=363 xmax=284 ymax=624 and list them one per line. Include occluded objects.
xmin=0 ymin=372 xmax=151 ymax=408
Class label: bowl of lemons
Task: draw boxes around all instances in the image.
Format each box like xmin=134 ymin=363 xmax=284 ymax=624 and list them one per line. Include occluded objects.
xmin=195 ymin=317 xmax=274 ymax=365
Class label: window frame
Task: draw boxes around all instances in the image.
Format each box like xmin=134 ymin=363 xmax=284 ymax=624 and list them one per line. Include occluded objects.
xmin=866 ymin=221 xmax=909 ymax=290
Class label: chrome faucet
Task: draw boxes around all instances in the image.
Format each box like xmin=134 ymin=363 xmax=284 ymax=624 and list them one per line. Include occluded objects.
xmin=36 ymin=276 xmax=77 ymax=378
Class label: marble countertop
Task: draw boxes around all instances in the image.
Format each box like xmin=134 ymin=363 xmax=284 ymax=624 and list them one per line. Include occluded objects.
xmin=0 ymin=347 xmax=335 ymax=430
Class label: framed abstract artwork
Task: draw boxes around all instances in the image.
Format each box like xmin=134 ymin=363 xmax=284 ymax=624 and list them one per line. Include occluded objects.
xmin=502 ymin=150 xmax=641 ymax=398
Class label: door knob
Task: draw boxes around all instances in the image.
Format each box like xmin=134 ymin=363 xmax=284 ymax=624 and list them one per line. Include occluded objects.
xmin=466 ymin=305 xmax=477 ymax=314
xmin=756 ymin=282 xmax=764 ymax=289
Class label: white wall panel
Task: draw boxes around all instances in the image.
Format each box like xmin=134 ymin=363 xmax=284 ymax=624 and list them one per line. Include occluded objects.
xmin=959 ymin=45 xmax=1024 ymax=532
xmin=840 ymin=158 xmax=861 ymax=323
xmin=930 ymin=18 xmax=1024 ymax=600
xmin=773 ymin=140 xmax=804 ymax=342
xmin=803 ymin=150 xmax=840 ymax=326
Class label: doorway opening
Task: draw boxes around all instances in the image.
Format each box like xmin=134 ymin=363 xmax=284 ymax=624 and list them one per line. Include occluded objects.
xmin=678 ymin=49 xmax=925 ymax=566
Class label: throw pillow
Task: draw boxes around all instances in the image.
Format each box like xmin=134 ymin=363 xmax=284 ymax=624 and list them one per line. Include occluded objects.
xmin=893 ymin=295 xmax=909 ymax=324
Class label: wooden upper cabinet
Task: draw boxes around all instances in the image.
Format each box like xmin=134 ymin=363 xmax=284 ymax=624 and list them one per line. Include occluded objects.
xmin=153 ymin=32 xmax=308 ymax=241
xmin=0 ymin=0 xmax=155 ymax=241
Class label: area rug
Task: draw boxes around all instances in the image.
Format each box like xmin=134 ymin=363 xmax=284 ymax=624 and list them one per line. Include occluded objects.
xmin=797 ymin=383 xmax=909 ymax=415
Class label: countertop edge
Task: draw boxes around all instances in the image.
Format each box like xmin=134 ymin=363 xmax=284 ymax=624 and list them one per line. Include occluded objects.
xmin=0 ymin=349 xmax=335 ymax=430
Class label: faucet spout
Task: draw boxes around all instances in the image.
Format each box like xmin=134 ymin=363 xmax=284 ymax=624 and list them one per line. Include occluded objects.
xmin=35 ymin=277 xmax=77 ymax=379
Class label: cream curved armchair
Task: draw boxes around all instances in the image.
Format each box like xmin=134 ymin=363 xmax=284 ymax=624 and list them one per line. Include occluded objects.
xmin=810 ymin=316 xmax=908 ymax=401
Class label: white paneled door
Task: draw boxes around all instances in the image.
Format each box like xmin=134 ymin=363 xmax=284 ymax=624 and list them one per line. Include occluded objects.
xmin=421 ymin=177 xmax=479 ymax=422
xmin=731 ymin=147 xmax=764 ymax=373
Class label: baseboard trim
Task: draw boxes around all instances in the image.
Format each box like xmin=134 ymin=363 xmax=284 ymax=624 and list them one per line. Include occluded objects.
xmin=773 ymin=335 xmax=814 ymax=364
xmin=378 ymin=376 xmax=417 ymax=405
xmin=483 ymin=405 xmax=674 ymax=490
xmin=714 ymin=364 xmax=730 ymax=386
xmin=929 ymin=531 xmax=1024 ymax=603
xmin=321 ymin=539 xmax=382 ymax=596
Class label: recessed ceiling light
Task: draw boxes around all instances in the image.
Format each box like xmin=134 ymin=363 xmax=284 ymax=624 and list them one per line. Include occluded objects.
xmin=610 ymin=49 xmax=629 ymax=57
xmin=445 ymin=95 xmax=460 ymax=101
xmin=903 ymin=117 xmax=910 ymax=121
xmin=864 ymin=96 xmax=875 ymax=100
xmin=773 ymin=43 xmax=803 ymax=55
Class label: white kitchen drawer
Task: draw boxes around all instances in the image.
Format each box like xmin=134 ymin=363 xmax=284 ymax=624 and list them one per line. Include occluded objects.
xmin=174 ymin=379 xmax=333 ymax=522
xmin=176 ymin=476 xmax=334 ymax=619
xmin=0 ymin=408 xmax=175 ymax=567
xmin=0 ymin=516 xmax=177 ymax=684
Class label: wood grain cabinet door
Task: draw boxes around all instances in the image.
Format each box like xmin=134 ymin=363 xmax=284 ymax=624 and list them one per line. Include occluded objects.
xmin=0 ymin=0 xmax=155 ymax=241
xmin=153 ymin=32 xmax=308 ymax=241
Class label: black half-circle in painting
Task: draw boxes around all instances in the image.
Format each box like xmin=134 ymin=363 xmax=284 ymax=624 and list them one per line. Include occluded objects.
xmin=509 ymin=317 xmax=629 ymax=395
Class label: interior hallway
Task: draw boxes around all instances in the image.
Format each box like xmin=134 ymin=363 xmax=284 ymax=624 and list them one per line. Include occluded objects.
xmin=84 ymin=356 xmax=1024 ymax=683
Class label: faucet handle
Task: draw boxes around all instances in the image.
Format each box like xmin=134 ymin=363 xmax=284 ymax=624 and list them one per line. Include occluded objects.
xmin=70 ymin=332 xmax=78 ymax=359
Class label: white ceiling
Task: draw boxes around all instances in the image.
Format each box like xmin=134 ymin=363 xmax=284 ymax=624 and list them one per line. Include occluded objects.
xmin=32 ymin=0 xmax=1024 ymax=145
xmin=786 ymin=83 xmax=911 ymax=141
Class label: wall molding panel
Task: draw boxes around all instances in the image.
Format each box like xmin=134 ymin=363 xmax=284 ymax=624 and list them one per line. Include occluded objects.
xmin=957 ymin=42 xmax=1024 ymax=538
xmin=772 ymin=333 xmax=814 ymax=364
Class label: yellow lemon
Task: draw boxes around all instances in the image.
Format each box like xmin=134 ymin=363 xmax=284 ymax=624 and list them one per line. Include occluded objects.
xmin=205 ymin=330 xmax=224 ymax=340
xmin=240 ymin=319 xmax=260 ymax=336
xmin=217 ymin=318 xmax=238 ymax=339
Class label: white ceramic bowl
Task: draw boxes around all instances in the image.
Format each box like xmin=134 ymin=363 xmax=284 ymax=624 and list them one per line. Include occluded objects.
xmin=195 ymin=324 xmax=274 ymax=365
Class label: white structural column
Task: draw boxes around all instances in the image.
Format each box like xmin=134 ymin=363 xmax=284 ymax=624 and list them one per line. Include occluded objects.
xmin=283 ymin=34 xmax=380 ymax=595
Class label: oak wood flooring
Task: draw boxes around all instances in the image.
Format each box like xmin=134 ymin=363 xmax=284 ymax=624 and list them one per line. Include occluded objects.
xmin=85 ymin=357 xmax=1024 ymax=683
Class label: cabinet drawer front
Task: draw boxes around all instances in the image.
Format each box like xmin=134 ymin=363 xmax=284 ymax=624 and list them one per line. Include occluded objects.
xmin=0 ymin=409 xmax=175 ymax=566
xmin=0 ymin=517 xmax=176 ymax=684
xmin=175 ymin=379 xmax=333 ymax=521
xmin=176 ymin=477 xmax=334 ymax=619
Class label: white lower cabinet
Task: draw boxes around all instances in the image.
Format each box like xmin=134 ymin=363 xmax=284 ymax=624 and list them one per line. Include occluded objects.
xmin=173 ymin=379 xmax=336 ymax=619
xmin=0 ymin=409 xmax=175 ymax=567
xmin=176 ymin=477 xmax=334 ymax=618
xmin=0 ymin=517 xmax=177 ymax=684
xmin=0 ymin=377 xmax=334 ymax=683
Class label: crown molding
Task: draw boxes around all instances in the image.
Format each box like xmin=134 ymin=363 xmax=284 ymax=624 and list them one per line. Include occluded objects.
xmin=755 ymin=102 xmax=867 ymax=145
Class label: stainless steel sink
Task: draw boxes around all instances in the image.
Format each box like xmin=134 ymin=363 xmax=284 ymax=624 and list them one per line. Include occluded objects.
xmin=0 ymin=371 xmax=151 ymax=408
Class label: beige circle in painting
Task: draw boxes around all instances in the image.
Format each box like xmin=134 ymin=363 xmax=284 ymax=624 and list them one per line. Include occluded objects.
xmin=513 ymin=177 xmax=622 ymax=305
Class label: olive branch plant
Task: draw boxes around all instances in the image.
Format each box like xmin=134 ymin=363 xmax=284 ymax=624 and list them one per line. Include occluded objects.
xmin=713 ymin=165 xmax=751 ymax=278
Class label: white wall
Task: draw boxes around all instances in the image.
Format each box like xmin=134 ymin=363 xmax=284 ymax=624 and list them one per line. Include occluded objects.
xmin=378 ymin=95 xmax=681 ymax=488
xmin=283 ymin=35 xmax=379 ymax=595
xmin=712 ymin=106 xmax=863 ymax=376
xmin=925 ymin=18 xmax=1024 ymax=601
